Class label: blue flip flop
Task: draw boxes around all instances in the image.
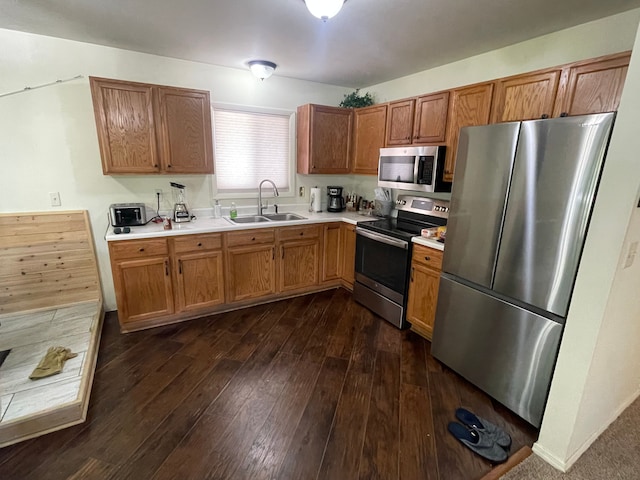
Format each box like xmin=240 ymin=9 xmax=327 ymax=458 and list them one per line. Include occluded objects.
xmin=455 ymin=407 xmax=512 ymax=449
xmin=447 ymin=422 xmax=508 ymax=463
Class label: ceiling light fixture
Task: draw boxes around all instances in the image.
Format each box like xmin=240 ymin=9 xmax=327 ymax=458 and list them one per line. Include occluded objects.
xmin=248 ymin=60 xmax=277 ymax=80
xmin=305 ymin=0 xmax=345 ymax=21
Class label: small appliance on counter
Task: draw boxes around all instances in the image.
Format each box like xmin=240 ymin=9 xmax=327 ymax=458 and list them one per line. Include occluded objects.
xmin=109 ymin=203 xmax=146 ymax=227
xmin=327 ymin=186 xmax=345 ymax=212
xmin=170 ymin=182 xmax=191 ymax=223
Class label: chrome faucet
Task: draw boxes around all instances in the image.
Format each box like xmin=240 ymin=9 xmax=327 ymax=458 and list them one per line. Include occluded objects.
xmin=258 ymin=179 xmax=279 ymax=215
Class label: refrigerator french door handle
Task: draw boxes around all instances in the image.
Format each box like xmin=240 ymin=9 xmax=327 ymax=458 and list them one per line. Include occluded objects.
xmin=355 ymin=227 xmax=408 ymax=250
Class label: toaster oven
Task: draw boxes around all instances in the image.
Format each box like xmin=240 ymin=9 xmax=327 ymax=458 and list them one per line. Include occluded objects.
xmin=109 ymin=203 xmax=147 ymax=227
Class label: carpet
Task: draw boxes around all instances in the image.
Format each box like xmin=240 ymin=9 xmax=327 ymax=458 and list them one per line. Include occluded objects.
xmin=502 ymin=396 xmax=640 ymax=479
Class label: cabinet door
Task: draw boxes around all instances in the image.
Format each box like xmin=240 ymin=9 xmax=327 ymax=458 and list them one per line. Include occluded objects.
xmin=112 ymin=256 xmax=174 ymax=324
xmin=553 ymin=53 xmax=630 ymax=117
xmin=406 ymin=263 xmax=440 ymax=340
xmin=444 ymin=83 xmax=494 ymax=182
xmin=297 ymin=104 xmax=353 ymax=174
xmin=90 ymin=77 xmax=160 ymax=174
xmin=322 ymin=223 xmax=342 ymax=282
xmin=226 ymin=244 xmax=276 ymax=302
xmin=174 ymin=250 xmax=225 ymax=312
xmin=385 ymin=99 xmax=415 ymax=146
xmin=339 ymin=223 xmax=356 ymax=287
xmin=279 ymin=239 xmax=320 ymax=292
xmin=352 ymin=105 xmax=387 ymax=174
xmin=491 ymin=70 xmax=561 ymax=123
xmin=155 ymin=87 xmax=214 ymax=174
xmin=413 ymin=92 xmax=449 ymax=143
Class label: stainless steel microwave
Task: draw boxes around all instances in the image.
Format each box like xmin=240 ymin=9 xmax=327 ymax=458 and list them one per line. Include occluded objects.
xmin=377 ymin=146 xmax=451 ymax=193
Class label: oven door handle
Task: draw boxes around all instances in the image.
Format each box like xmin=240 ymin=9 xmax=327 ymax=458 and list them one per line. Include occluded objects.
xmin=356 ymin=227 xmax=408 ymax=250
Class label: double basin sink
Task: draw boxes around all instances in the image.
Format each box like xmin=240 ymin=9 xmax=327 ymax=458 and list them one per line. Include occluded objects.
xmin=228 ymin=212 xmax=307 ymax=224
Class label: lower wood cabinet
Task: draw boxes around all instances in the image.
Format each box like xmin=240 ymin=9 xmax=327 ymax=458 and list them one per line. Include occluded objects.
xmin=406 ymin=244 xmax=444 ymax=340
xmin=322 ymin=223 xmax=342 ymax=282
xmin=340 ymin=223 xmax=356 ymax=287
xmin=108 ymin=221 xmax=359 ymax=331
xmin=278 ymin=225 xmax=320 ymax=292
xmin=171 ymin=233 xmax=225 ymax=312
xmin=225 ymin=229 xmax=277 ymax=302
xmin=108 ymin=238 xmax=174 ymax=326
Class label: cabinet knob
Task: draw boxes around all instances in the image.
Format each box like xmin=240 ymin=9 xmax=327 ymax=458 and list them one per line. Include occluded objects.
xmin=405 ymin=136 xmax=410 ymax=140
xmin=168 ymin=164 xmax=172 ymax=168
xmin=154 ymin=164 xmax=159 ymax=168
xmin=139 ymin=248 xmax=145 ymax=252
xmin=251 ymin=237 xmax=256 ymax=241
xmin=560 ymin=112 xmax=568 ymax=117
xmin=197 ymin=242 xmax=202 ymax=247
xmin=541 ymin=114 xmax=549 ymax=119
xmin=299 ymin=232 xmax=304 ymax=236
xmin=425 ymin=256 xmax=430 ymax=261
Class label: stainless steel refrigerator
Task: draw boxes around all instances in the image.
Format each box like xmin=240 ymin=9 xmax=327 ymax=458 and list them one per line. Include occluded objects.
xmin=431 ymin=112 xmax=615 ymax=427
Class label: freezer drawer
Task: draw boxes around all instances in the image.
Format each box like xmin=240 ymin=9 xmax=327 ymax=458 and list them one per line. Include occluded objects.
xmin=432 ymin=276 xmax=563 ymax=427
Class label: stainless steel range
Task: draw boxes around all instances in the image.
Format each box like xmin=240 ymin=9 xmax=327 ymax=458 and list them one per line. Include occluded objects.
xmin=353 ymin=194 xmax=449 ymax=329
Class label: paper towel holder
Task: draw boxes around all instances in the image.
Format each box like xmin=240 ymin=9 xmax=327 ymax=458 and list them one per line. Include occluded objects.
xmin=310 ymin=186 xmax=322 ymax=212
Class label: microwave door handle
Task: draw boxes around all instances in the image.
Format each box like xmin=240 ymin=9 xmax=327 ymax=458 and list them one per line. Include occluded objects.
xmin=356 ymin=227 xmax=408 ymax=250
xmin=414 ymin=156 xmax=420 ymax=183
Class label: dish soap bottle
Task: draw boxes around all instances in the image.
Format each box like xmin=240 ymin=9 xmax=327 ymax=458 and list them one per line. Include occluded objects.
xmin=230 ymin=202 xmax=238 ymax=219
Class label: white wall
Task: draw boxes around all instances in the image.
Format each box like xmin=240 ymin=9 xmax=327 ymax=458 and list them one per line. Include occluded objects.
xmin=0 ymin=28 xmax=367 ymax=310
xmin=533 ymin=19 xmax=640 ymax=471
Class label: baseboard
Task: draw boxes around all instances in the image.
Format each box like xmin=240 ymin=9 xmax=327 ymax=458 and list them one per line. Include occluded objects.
xmin=532 ymin=388 xmax=640 ymax=472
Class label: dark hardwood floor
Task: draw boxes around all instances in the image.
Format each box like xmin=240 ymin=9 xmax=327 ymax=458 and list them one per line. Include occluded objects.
xmin=0 ymin=288 xmax=537 ymax=479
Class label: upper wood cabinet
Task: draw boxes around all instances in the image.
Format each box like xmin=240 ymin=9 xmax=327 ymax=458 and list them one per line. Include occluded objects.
xmin=352 ymin=105 xmax=387 ymax=175
xmin=491 ymin=70 xmax=561 ymax=123
xmin=444 ymin=82 xmax=494 ymax=182
xmin=90 ymin=77 xmax=213 ymax=175
xmin=385 ymin=99 xmax=415 ymax=146
xmin=553 ymin=52 xmax=631 ymax=117
xmin=413 ymin=92 xmax=449 ymax=144
xmin=297 ymin=104 xmax=353 ymax=174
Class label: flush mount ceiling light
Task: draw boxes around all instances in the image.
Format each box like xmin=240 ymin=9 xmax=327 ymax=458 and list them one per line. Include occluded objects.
xmin=305 ymin=0 xmax=345 ymax=21
xmin=248 ymin=60 xmax=277 ymax=80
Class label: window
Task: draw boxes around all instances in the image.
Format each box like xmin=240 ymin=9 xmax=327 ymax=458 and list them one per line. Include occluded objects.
xmin=213 ymin=106 xmax=292 ymax=195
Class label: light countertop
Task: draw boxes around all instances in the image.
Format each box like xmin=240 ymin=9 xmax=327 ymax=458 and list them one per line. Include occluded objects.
xmin=412 ymin=236 xmax=445 ymax=251
xmin=105 ymin=206 xmax=379 ymax=241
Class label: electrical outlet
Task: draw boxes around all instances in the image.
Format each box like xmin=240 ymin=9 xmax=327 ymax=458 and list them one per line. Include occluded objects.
xmin=299 ymin=186 xmax=305 ymax=197
xmin=49 ymin=192 xmax=61 ymax=207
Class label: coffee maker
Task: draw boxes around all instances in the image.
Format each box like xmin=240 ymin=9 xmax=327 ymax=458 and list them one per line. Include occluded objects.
xmin=327 ymin=186 xmax=346 ymax=212
xmin=170 ymin=182 xmax=191 ymax=223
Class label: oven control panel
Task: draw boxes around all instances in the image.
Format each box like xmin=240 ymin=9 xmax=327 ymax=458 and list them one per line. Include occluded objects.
xmin=396 ymin=195 xmax=450 ymax=220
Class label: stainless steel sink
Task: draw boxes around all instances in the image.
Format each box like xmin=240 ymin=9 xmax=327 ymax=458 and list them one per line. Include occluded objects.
xmin=263 ymin=213 xmax=307 ymax=221
xmin=229 ymin=215 xmax=270 ymax=223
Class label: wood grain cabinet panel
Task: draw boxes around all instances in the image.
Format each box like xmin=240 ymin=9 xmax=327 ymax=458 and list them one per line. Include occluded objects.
xmin=554 ymin=52 xmax=630 ymax=117
xmin=339 ymin=223 xmax=356 ymax=288
xmin=90 ymin=76 xmax=213 ymax=175
xmin=90 ymin=78 xmax=160 ymax=174
xmin=444 ymin=82 xmax=494 ymax=182
xmin=413 ymin=92 xmax=449 ymax=143
xmin=385 ymin=99 xmax=415 ymax=146
xmin=352 ymin=105 xmax=387 ymax=174
xmin=155 ymin=87 xmax=214 ymax=174
xmin=491 ymin=70 xmax=561 ymax=123
xmin=226 ymin=244 xmax=276 ymax=302
xmin=174 ymin=251 xmax=225 ymax=312
xmin=279 ymin=239 xmax=320 ymax=292
xmin=406 ymin=244 xmax=442 ymax=340
xmin=322 ymin=223 xmax=342 ymax=282
xmin=297 ymin=104 xmax=353 ymax=174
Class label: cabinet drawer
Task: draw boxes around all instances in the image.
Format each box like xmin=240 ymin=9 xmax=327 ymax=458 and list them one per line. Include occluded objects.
xmin=226 ymin=228 xmax=275 ymax=247
xmin=412 ymin=244 xmax=443 ymax=270
xmin=278 ymin=224 xmax=320 ymax=241
xmin=109 ymin=238 xmax=168 ymax=260
xmin=172 ymin=233 xmax=222 ymax=253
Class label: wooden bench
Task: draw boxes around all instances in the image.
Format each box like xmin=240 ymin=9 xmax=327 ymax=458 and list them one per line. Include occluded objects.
xmin=0 ymin=210 xmax=104 ymax=447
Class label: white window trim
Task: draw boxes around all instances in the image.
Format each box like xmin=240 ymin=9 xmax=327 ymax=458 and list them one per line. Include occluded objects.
xmin=210 ymin=102 xmax=296 ymax=200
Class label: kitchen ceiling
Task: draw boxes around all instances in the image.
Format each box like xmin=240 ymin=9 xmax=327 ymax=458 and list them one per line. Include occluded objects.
xmin=1 ymin=0 xmax=640 ymax=88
